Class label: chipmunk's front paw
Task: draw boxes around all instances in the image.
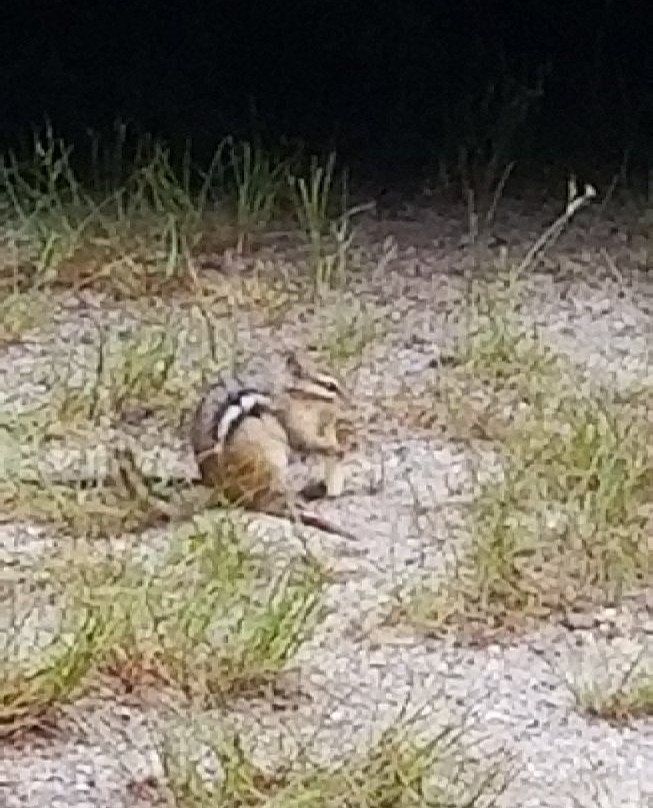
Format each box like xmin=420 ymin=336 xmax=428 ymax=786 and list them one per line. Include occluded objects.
xmin=300 ymin=477 xmax=357 ymax=501
xmin=299 ymin=480 xmax=328 ymax=501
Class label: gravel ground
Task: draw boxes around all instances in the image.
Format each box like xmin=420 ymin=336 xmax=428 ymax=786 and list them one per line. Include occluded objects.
xmin=1 ymin=198 xmax=652 ymax=808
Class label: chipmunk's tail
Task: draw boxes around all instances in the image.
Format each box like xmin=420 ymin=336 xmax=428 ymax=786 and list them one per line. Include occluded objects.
xmin=259 ymin=503 xmax=357 ymax=542
xmin=297 ymin=509 xmax=358 ymax=541
xmin=112 ymin=445 xmax=207 ymax=521
xmin=113 ymin=446 xmax=357 ymax=541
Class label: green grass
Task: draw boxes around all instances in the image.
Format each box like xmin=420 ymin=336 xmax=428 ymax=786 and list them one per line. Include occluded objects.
xmin=288 ymin=151 xmax=356 ymax=297
xmin=0 ymin=289 xmax=53 ymax=345
xmin=455 ymin=303 xmax=563 ymax=396
xmin=123 ymin=514 xmax=329 ymax=705
xmin=0 ymin=597 xmax=119 ymax=739
xmin=48 ymin=308 xmax=236 ymax=425
xmin=0 ymin=123 xmax=356 ymax=299
xmin=0 ymin=443 xmax=196 ymax=537
xmin=380 ymin=278 xmax=569 ymax=443
xmin=567 ymin=652 xmax=653 ymax=725
xmin=0 ymin=302 xmax=240 ymax=535
xmin=311 ymin=297 xmax=388 ymax=368
xmin=1 ymin=125 xmax=208 ymax=292
xmin=2 ymin=298 xmax=237 ymax=434
xmin=222 ymin=137 xmax=295 ymax=254
xmin=392 ymin=291 xmax=653 ymax=642
xmin=158 ymin=717 xmax=509 ymax=808
xmin=0 ymin=514 xmax=328 ymax=740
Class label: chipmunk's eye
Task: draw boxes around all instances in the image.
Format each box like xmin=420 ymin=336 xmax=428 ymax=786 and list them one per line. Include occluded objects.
xmin=325 ymin=382 xmax=340 ymax=393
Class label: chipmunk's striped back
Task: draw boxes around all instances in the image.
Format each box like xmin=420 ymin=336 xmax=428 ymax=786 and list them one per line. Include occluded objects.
xmin=191 ymin=384 xmax=271 ymax=459
xmin=191 ymin=382 xmax=289 ymax=510
xmin=213 ymin=388 xmax=273 ymax=447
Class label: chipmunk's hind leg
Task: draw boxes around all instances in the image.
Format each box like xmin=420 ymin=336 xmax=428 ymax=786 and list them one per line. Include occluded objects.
xmin=204 ymin=413 xmax=291 ymax=511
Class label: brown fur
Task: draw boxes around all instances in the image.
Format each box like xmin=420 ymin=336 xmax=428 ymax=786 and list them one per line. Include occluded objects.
xmin=198 ymin=410 xmax=290 ymax=510
xmin=189 ymin=351 xmax=357 ymax=540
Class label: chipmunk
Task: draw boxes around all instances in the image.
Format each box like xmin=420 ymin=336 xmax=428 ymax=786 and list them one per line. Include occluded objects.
xmin=15 ymin=352 xmax=357 ymax=539
xmin=190 ymin=350 xmax=356 ymax=539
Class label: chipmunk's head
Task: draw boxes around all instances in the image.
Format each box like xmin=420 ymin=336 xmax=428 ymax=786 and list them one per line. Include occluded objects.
xmin=284 ymin=350 xmax=350 ymax=407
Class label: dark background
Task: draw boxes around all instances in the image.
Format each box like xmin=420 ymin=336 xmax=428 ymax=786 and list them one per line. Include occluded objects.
xmin=1 ymin=0 xmax=651 ymax=184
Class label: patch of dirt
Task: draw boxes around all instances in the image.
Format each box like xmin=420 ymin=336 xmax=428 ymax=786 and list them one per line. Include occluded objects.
xmin=1 ymin=197 xmax=652 ymax=808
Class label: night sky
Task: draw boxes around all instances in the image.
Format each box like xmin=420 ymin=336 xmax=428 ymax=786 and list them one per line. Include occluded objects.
xmin=1 ymin=0 xmax=650 ymax=180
